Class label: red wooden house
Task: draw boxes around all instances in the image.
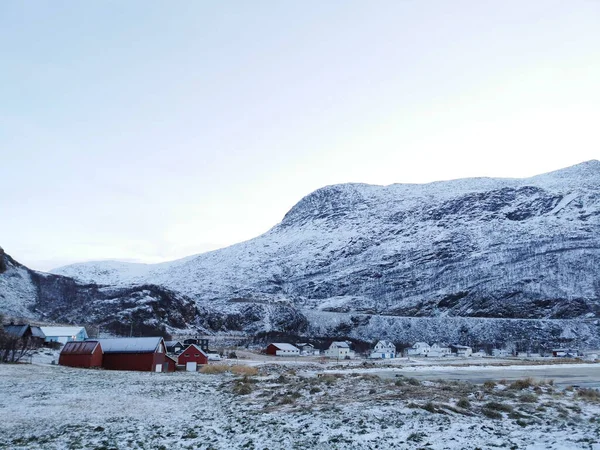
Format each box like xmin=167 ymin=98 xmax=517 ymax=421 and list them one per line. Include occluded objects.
xmin=98 ymin=337 xmax=169 ymax=372
xmin=59 ymin=341 xmax=103 ymax=368
xmin=177 ymin=344 xmax=208 ymax=368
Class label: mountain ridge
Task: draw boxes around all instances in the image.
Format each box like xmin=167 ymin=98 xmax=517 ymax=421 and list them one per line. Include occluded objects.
xmin=3 ymin=160 xmax=600 ymax=347
xmin=49 ymin=160 xmax=600 ymax=321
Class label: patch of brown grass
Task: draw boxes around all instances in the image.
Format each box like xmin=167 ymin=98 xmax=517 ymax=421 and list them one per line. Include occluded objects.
xmin=230 ymin=365 xmax=259 ymax=376
xmin=576 ymin=388 xmax=600 ymax=402
xmin=199 ymin=364 xmax=230 ymax=374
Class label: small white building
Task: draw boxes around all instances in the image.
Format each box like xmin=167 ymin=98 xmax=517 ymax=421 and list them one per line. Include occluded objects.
xmin=296 ymin=343 xmax=320 ymax=356
xmin=369 ymin=340 xmax=396 ymax=359
xmin=406 ymin=342 xmax=431 ymax=357
xmin=450 ymin=345 xmax=472 ymax=357
xmin=39 ymin=326 xmax=88 ymax=345
xmin=324 ymin=341 xmax=353 ymax=359
xmin=428 ymin=343 xmax=451 ymax=357
xmin=492 ymin=348 xmax=510 ymax=357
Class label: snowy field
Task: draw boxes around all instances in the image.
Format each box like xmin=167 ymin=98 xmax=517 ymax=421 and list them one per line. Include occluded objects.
xmin=1 ymin=363 xmax=600 ymax=450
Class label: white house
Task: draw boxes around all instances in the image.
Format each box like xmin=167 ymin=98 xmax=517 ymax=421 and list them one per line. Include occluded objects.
xmin=296 ymin=343 xmax=320 ymax=356
xmin=492 ymin=348 xmax=510 ymax=357
xmin=406 ymin=342 xmax=431 ymax=357
xmin=39 ymin=326 xmax=88 ymax=345
xmin=450 ymin=345 xmax=472 ymax=357
xmin=369 ymin=340 xmax=396 ymax=359
xmin=324 ymin=341 xmax=353 ymax=359
xmin=428 ymin=343 xmax=451 ymax=357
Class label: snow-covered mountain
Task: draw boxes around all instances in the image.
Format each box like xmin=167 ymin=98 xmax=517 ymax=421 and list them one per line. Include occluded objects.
xmin=54 ymin=160 xmax=600 ymax=320
xmin=3 ymin=161 xmax=600 ymax=347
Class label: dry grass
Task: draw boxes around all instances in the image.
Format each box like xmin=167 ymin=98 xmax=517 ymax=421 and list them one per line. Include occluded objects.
xmin=199 ymin=364 xmax=230 ymax=374
xmin=199 ymin=364 xmax=259 ymax=376
xmin=509 ymin=378 xmax=535 ymax=390
xmin=230 ymin=365 xmax=259 ymax=376
xmin=576 ymin=388 xmax=600 ymax=402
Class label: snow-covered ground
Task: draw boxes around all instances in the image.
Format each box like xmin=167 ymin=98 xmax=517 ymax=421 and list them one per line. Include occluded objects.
xmin=1 ymin=361 xmax=599 ymax=449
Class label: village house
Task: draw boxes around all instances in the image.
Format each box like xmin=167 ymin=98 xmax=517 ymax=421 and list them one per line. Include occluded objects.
xmin=3 ymin=323 xmax=45 ymax=346
xmin=177 ymin=344 xmax=208 ymax=371
xmin=265 ymin=343 xmax=300 ymax=356
xmin=369 ymin=340 xmax=396 ymax=359
xmin=428 ymin=343 xmax=451 ymax=357
xmin=492 ymin=348 xmax=510 ymax=357
xmin=296 ymin=343 xmax=319 ymax=356
xmin=450 ymin=345 xmax=473 ymax=357
xmin=40 ymin=326 xmax=88 ymax=345
xmin=97 ymin=337 xmax=171 ymax=372
xmin=165 ymin=340 xmax=184 ymax=354
xmin=59 ymin=340 xmax=103 ymax=368
xmin=406 ymin=342 xmax=431 ymax=357
xmin=324 ymin=341 xmax=353 ymax=359
xmin=552 ymin=348 xmax=579 ymax=358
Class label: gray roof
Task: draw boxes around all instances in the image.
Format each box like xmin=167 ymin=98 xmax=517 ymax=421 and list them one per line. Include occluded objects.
xmin=30 ymin=326 xmax=45 ymax=338
xmin=271 ymin=343 xmax=300 ymax=351
xmin=96 ymin=337 xmax=164 ymax=354
xmin=331 ymin=341 xmax=350 ymax=348
xmin=3 ymin=324 xmax=30 ymax=338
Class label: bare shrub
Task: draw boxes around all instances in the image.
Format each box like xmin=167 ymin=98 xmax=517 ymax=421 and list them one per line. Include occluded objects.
xmin=483 ymin=380 xmax=496 ymax=390
xmin=233 ymin=383 xmax=253 ymax=395
xmin=509 ymin=378 xmax=534 ymax=390
xmin=484 ymin=401 xmax=513 ymax=412
xmin=576 ymin=388 xmax=600 ymax=402
xmin=519 ymin=393 xmax=538 ymax=403
xmin=406 ymin=377 xmax=421 ymax=386
xmin=456 ymin=398 xmax=471 ymax=409
xmin=481 ymin=408 xmax=503 ymax=419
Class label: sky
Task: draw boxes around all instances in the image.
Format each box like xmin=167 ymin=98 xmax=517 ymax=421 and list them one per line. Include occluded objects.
xmin=1 ymin=1 xmax=599 ymax=271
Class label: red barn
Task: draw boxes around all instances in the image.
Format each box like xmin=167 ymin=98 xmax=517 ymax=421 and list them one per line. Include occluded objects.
xmin=98 ymin=337 xmax=169 ymax=372
xmin=178 ymin=344 xmax=208 ymax=368
xmin=266 ymin=343 xmax=300 ymax=356
xmin=59 ymin=341 xmax=103 ymax=368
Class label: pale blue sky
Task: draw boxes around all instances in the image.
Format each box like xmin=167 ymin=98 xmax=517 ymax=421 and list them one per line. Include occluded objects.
xmin=1 ymin=1 xmax=599 ymax=270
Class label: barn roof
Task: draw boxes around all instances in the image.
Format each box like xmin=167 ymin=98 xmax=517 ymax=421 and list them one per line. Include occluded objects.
xmin=40 ymin=326 xmax=87 ymax=338
xmin=271 ymin=343 xmax=300 ymax=351
xmin=61 ymin=340 xmax=101 ymax=355
xmin=331 ymin=341 xmax=350 ymax=348
xmin=97 ymin=337 xmax=164 ymax=354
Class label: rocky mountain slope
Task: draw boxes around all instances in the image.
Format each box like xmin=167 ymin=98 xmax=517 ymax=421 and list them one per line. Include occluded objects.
xmin=2 ymin=161 xmax=600 ymax=347
xmin=54 ymin=161 xmax=600 ymax=320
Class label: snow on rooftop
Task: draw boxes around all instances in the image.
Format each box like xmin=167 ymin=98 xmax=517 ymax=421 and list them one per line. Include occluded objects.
xmin=96 ymin=337 xmax=163 ymax=353
xmin=272 ymin=343 xmax=300 ymax=351
xmin=40 ymin=326 xmax=87 ymax=337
